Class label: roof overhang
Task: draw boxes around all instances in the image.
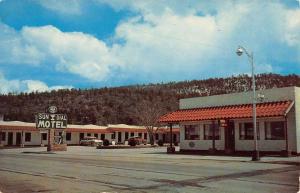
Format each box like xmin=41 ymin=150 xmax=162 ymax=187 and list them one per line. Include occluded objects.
xmin=158 ymin=101 xmax=294 ymax=123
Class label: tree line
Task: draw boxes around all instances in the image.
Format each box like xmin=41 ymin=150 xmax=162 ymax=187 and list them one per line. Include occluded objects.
xmin=0 ymin=73 xmax=299 ymax=126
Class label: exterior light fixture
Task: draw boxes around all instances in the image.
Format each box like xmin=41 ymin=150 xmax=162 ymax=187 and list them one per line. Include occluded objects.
xmin=236 ymin=46 xmax=260 ymax=161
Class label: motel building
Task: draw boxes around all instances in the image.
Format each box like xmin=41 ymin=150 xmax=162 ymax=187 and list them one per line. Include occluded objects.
xmin=0 ymin=121 xmax=179 ymax=147
xmin=159 ymin=86 xmax=300 ymax=156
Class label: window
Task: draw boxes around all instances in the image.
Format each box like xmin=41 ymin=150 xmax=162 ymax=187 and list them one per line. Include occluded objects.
xmin=101 ymin=134 xmax=105 ymax=140
xmin=184 ymin=125 xmax=200 ymax=140
xmin=66 ymin=133 xmax=72 ymax=141
xmin=130 ymin=132 xmax=134 ymax=137
xmin=80 ymin=133 xmax=84 ymax=140
xmin=265 ymin=121 xmax=285 ymax=140
xmin=111 ymin=132 xmax=115 ymax=139
xmin=144 ymin=133 xmax=147 ymax=139
xmin=125 ymin=132 xmax=129 ymax=140
xmin=204 ymin=124 xmax=220 ymax=140
xmin=41 ymin=133 xmax=47 ymax=140
xmin=87 ymin=133 xmax=91 ymax=137
xmin=25 ymin=133 xmax=31 ymax=142
xmin=1 ymin=132 xmax=6 ymax=141
xmin=94 ymin=133 xmax=98 ymax=138
xmin=138 ymin=133 xmax=142 ymax=137
xmin=239 ymin=122 xmax=260 ymax=140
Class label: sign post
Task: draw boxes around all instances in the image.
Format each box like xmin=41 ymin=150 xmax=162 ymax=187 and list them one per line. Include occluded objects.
xmin=36 ymin=106 xmax=67 ymax=152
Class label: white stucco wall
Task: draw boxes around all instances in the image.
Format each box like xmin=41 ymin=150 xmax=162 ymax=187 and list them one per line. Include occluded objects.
xmin=0 ymin=127 xmax=174 ymax=146
xmin=65 ymin=132 xmax=79 ymax=145
xmin=234 ymin=118 xmax=288 ymax=152
xmin=180 ymin=86 xmax=297 ymax=109
xmin=24 ymin=132 xmax=41 ymax=145
xmin=294 ymin=87 xmax=300 ymax=153
xmin=179 ymin=116 xmax=296 ymax=153
xmin=179 ymin=87 xmax=299 ymax=153
xmin=179 ymin=121 xmax=225 ymax=151
xmin=0 ymin=130 xmax=46 ymax=146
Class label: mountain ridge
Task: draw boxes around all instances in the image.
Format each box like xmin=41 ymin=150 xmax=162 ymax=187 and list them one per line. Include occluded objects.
xmin=0 ymin=73 xmax=299 ymax=125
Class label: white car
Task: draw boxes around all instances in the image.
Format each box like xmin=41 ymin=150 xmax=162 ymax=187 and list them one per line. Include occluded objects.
xmin=80 ymin=137 xmax=103 ymax=146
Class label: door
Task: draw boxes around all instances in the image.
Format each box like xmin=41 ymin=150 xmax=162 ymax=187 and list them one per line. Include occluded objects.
xmin=8 ymin=132 xmax=13 ymax=146
xmin=173 ymin=134 xmax=177 ymax=143
xmin=80 ymin=133 xmax=84 ymax=140
xmin=118 ymin=132 xmax=122 ymax=143
xmin=225 ymin=121 xmax=235 ymax=151
xmin=16 ymin=132 xmax=22 ymax=145
xmin=163 ymin=134 xmax=166 ymax=143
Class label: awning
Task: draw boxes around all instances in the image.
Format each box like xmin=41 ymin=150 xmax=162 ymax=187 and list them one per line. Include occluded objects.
xmin=158 ymin=101 xmax=294 ymax=123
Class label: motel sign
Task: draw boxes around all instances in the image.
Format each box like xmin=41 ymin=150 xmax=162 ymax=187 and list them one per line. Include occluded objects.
xmin=36 ymin=113 xmax=67 ymax=129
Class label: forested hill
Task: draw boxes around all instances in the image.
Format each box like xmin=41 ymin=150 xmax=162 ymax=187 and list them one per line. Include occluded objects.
xmin=0 ymin=73 xmax=299 ymax=125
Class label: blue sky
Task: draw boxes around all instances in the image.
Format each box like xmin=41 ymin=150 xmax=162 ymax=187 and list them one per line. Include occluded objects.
xmin=0 ymin=0 xmax=299 ymax=94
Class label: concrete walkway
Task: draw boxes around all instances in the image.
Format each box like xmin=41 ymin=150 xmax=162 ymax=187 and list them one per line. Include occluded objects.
xmin=1 ymin=146 xmax=299 ymax=165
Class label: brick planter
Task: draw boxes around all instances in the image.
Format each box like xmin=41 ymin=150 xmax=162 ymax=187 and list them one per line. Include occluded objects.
xmin=167 ymin=146 xmax=175 ymax=153
xmin=48 ymin=144 xmax=67 ymax=151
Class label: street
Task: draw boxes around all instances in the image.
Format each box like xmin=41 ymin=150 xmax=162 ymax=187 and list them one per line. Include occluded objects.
xmin=0 ymin=146 xmax=299 ymax=193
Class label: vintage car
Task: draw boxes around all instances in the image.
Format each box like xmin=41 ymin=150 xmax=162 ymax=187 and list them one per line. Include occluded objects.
xmin=80 ymin=136 xmax=103 ymax=146
xmin=128 ymin=136 xmax=147 ymax=145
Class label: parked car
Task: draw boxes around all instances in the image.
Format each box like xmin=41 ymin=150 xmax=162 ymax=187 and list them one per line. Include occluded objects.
xmin=80 ymin=137 xmax=103 ymax=146
xmin=128 ymin=136 xmax=147 ymax=145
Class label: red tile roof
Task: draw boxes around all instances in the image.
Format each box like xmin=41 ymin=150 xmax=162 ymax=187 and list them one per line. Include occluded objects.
xmin=158 ymin=101 xmax=293 ymax=123
xmin=0 ymin=126 xmax=36 ymax=131
xmin=65 ymin=128 xmax=112 ymax=133
xmin=108 ymin=127 xmax=146 ymax=132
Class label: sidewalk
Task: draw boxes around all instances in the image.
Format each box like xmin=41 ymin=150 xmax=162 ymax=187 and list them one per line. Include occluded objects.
xmin=169 ymin=147 xmax=300 ymax=165
xmin=179 ymin=154 xmax=300 ymax=165
xmin=1 ymin=146 xmax=299 ymax=165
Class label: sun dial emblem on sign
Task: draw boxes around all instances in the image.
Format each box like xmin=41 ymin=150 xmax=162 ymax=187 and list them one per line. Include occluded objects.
xmin=48 ymin=106 xmax=57 ymax=114
xmin=36 ymin=106 xmax=67 ymax=129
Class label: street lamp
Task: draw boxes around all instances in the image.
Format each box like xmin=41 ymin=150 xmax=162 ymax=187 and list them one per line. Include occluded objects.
xmin=236 ymin=46 xmax=260 ymax=161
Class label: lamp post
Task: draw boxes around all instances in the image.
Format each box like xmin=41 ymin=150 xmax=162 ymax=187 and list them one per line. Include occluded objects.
xmin=236 ymin=46 xmax=260 ymax=161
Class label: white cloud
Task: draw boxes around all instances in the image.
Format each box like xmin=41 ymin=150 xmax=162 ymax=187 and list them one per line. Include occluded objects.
xmin=98 ymin=0 xmax=224 ymax=16
xmin=283 ymin=9 xmax=300 ymax=50
xmin=0 ymin=72 xmax=72 ymax=94
xmin=0 ymin=23 xmax=45 ymax=65
xmin=0 ymin=72 xmax=21 ymax=94
xmin=0 ymin=1 xmax=299 ymax=85
xmin=0 ymin=24 xmax=120 ymax=81
xmin=111 ymin=11 xmax=222 ymax=80
xmin=22 ymin=25 xmax=121 ymax=81
xmin=109 ymin=0 xmax=300 ymax=81
xmin=35 ymin=0 xmax=82 ymax=15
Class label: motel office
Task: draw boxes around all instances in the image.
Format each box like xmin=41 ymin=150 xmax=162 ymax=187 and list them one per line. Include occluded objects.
xmin=159 ymin=86 xmax=300 ymax=155
xmin=0 ymin=122 xmax=179 ymax=146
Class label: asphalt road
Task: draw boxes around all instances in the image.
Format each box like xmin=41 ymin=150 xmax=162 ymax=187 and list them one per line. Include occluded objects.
xmin=0 ymin=146 xmax=299 ymax=193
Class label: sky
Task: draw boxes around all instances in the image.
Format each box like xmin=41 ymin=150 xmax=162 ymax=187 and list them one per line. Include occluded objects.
xmin=0 ymin=0 xmax=299 ymax=94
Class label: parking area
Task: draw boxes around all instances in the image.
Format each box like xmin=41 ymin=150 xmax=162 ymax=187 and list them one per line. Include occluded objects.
xmin=0 ymin=146 xmax=299 ymax=193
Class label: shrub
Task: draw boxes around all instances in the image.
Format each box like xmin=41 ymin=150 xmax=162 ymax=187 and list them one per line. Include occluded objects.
xmin=128 ymin=138 xmax=137 ymax=146
xmin=157 ymin=140 xmax=164 ymax=146
xmin=103 ymin=139 xmax=110 ymax=146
